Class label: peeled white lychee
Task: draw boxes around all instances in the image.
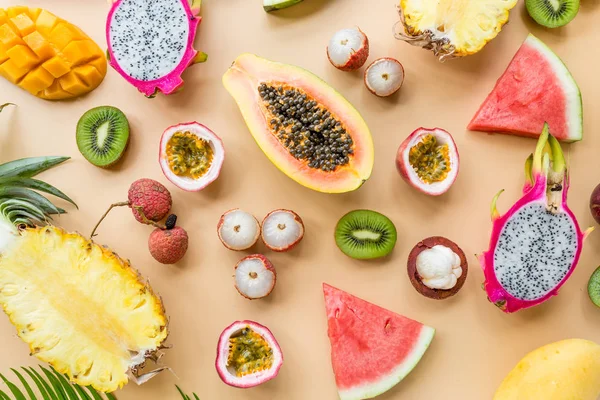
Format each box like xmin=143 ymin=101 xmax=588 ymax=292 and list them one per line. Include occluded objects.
xmin=235 ymin=254 xmax=276 ymax=300
xmin=261 ymin=209 xmax=304 ymax=252
xmin=327 ymin=27 xmax=369 ymax=71
xmin=217 ymin=209 xmax=260 ymax=251
xmin=364 ymin=57 xmax=405 ymax=97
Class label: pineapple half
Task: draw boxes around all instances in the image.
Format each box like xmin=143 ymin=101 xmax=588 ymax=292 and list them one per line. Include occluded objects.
xmin=395 ymin=0 xmax=518 ymax=60
xmin=0 ymin=154 xmax=168 ymax=393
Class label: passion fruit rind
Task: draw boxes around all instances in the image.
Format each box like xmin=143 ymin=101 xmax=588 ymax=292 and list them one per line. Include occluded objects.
xmin=407 ymin=236 xmax=468 ymax=300
xmin=396 ymin=128 xmax=459 ymax=196
xmin=159 ymin=122 xmax=225 ymax=192
xmin=216 ymin=320 xmax=283 ymax=388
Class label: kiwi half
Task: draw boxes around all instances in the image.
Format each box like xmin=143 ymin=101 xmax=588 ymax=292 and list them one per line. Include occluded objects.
xmin=76 ymin=106 xmax=130 ymax=168
xmin=334 ymin=210 xmax=397 ymax=260
xmin=525 ymin=0 xmax=580 ymax=28
xmin=588 ymin=266 xmax=600 ymax=308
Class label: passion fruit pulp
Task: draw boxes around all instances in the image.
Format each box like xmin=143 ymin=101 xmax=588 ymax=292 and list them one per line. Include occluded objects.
xmin=159 ymin=122 xmax=225 ymax=192
xmin=166 ymin=131 xmax=214 ymax=179
xmin=216 ymin=321 xmax=283 ymax=388
xmin=396 ymin=128 xmax=459 ymax=196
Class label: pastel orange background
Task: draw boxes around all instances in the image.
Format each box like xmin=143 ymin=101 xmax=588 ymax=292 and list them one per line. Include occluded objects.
xmin=0 ymin=1 xmax=599 ymax=399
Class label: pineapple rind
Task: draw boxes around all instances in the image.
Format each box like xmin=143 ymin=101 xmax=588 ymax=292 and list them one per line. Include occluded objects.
xmin=399 ymin=0 xmax=517 ymax=57
xmin=0 ymin=226 xmax=168 ymax=392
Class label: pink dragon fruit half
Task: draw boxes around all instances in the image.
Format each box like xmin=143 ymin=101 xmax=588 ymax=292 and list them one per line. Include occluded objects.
xmin=106 ymin=0 xmax=206 ymax=97
xmin=480 ymin=124 xmax=593 ymax=313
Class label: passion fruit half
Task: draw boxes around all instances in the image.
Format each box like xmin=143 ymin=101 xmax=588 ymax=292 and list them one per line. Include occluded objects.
xmin=216 ymin=320 xmax=283 ymax=388
xmin=159 ymin=122 xmax=225 ymax=192
xmin=407 ymin=236 xmax=468 ymax=300
xmin=396 ymin=128 xmax=459 ymax=196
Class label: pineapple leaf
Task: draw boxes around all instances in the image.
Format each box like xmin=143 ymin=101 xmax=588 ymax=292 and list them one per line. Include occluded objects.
xmin=0 ymin=103 xmax=14 ymax=113
xmin=0 ymin=178 xmax=77 ymax=208
xmin=103 ymin=395 xmax=115 ymax=400
xmin=0 ymin=374 xmax=26 ymax=400
xmin=0 ymin=390 xmax=12 ymax=400
xmin=8 ymin=370 xmax=35 ymax=400
xmin=0 ymin=188 xmax=60 ymax=218
xmin=0 ymin=157 xmax=70 ymax=179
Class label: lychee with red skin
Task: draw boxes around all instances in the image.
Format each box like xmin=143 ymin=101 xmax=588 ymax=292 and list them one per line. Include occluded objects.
xmin=128 ymin=179 xmax=172 ymax=223
xmin=148 ymin=226 xmax=189 ymax=264
xmin=327 ymin=27 xmax=369 ymax=71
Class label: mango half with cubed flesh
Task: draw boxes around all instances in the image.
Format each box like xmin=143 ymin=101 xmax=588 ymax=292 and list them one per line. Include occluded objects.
xmin=223 ymin=53 xmax=374 ymax=193
xmin=494 ymin=339 xmax=600 ymax=400
xmin=0 ymin=6 xmax=106 ymax=100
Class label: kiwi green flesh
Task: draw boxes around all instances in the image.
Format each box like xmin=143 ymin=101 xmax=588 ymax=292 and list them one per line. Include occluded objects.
xmin=263 ymin=0 xmax=303 ymax=12
xmin=76 ymin=106 xmax=130 ymax=168
xmin=588 ymin=266 xmax=600 ymax=308
xmin=335 ymin=210 xmax=397 ymax=260
xmin=525 ymin=0 xmax=580 ymax=28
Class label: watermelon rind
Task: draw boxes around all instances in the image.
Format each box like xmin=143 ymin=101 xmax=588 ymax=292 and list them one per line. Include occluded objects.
xmin=524 ymin=34 xmax=583 ymax=142
xmin=337 ymin=326 xmax=435 ymax=400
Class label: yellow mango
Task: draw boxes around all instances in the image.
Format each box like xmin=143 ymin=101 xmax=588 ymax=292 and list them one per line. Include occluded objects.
xmin=494 ymin=339 xmax=600 ymax=400
xmin=0 ymin=6 xmax=106 ymax=100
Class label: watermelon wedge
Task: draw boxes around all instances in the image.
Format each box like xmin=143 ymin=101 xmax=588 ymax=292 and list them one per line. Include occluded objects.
xmin=468 ymin=34 xmax=582 ymax=142
xmin=323 ymin=284 xmax=435 ymax=400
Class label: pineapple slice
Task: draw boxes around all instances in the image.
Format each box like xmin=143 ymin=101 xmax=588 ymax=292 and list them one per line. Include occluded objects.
xmin=0 ymin=226 xmax=168 ymax=392
xmin=396 ymin=0 xmax=517 ymax=60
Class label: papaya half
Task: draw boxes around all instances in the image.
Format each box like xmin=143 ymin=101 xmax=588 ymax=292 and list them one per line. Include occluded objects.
xmin=223 ymin=53 xmax=374 ymax=193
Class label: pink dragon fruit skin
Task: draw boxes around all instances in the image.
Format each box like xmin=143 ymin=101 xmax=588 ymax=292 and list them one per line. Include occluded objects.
xmin=479 ymin=124 xmax=593 ymax=313
xmin=106 ymin=0 xmax=205 ymax=97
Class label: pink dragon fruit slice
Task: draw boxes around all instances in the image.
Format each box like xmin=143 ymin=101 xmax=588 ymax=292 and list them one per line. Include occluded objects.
xmin=106 ymin=0 xmax=206 ymax=97
xmin=480 ymin=124 xmax=593 ymax=313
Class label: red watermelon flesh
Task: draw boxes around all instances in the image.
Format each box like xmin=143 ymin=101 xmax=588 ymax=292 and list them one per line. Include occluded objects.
xmin=468 ymin=34 xmax=582 ymax=142
xmin=323 ymin=284 xmax=435 ymax=400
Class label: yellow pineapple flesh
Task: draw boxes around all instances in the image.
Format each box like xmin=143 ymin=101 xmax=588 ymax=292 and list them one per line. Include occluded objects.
xmin=0 ymin=6 xmax=106 ymax=99
xmin=0 ymin=226 xmax=168 ymax=392
xmin=397 ymin=0 xmax=517 ymax=59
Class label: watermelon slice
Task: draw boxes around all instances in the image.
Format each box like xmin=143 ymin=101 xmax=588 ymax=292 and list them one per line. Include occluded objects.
xmin=323 ymin=284 xmax=435 ymax=400
xmin=468 ymin=34 xmax=582 ymax=142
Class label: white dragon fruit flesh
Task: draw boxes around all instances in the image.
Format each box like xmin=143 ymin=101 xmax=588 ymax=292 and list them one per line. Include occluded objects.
xmin=480 ymin=124 xmax=592 ymax=313
xmin=106 ymin=0 xmax=206 ymax=97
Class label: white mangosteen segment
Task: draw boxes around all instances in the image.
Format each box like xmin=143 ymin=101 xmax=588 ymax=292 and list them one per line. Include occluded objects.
xmin=327 ymin=28 xmax=369 ymax=70
xmin=215 ymin=320 xmax=284 ymax=388
xmin=261 ymin=209 xmax=305 ymax=251
xmin=235 ymin=255 xmax=276 ymax=299
xmin=364 ymin=58 xmax=405 ymax=97
xmin=218 ymin=209 xmax=260 ymax=251
xmin=159 ymin=122 xmax=225 ymax=192
xmin=398 ymin=128 xmax=459 ymax=196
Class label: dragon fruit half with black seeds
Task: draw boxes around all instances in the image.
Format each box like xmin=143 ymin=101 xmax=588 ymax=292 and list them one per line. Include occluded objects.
xmin=106 ymin=0 xmax=206 ymax=97
xmin=480 ymin=124 xmax=593 ymax=313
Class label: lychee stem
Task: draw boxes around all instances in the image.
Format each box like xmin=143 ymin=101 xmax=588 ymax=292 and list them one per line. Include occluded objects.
xmin=90 ymin=201 xmax=166 ymax=239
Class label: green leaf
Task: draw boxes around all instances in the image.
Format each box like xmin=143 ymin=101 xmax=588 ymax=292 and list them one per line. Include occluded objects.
xmin=175 ymin=385 xmax=189 ymax=400
xmin=0 ymin=103 xmax=14 ymax=113
xmin=193 ymin=394 xmax=199 ymax=400
xmin=24 ymin=367 xmax=53 ymax=400
xmin=9 ymin=370 xmax=35 ymax=400
xmin=0 ymin=390 xmax=11 ymax=400
xmin=0 ymin=157 xmax=70 ymax=179
xmin=39 ymin=367 xmax=66 ymax=400
xmin=0 ymin=374 xmax=26 ymax=400
xmin=104 ymin=394 xmax=116 ymax=400
xmin=0 ymin=178 xmax=77 ymax=208
xmin=50 ymin=369 xmax=78 ymax=400
xmin=84 ymin=387 xmax=102 ymax=400
xmin=72 ymin=385 xmax=91 ymax=400
xmin=0 ymin=188 xmax=60 ymax=216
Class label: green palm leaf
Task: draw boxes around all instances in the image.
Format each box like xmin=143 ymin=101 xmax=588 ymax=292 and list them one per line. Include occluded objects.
xmin=0 ymin=367 xmax=116 ymax=400
xmin=176 ymin=385 xmax=199 ymax=400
